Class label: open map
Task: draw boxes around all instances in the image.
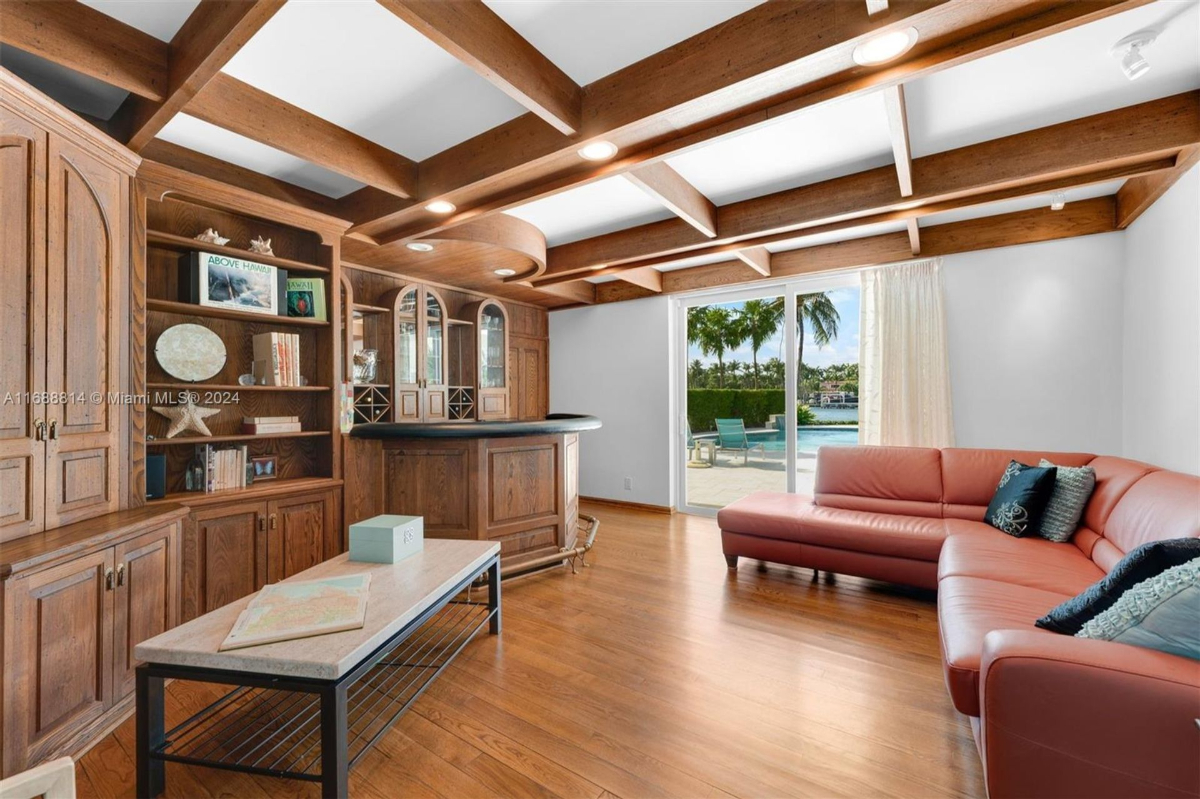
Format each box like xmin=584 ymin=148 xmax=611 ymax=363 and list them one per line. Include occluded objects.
xmin=220 ymin=574 xmax=372 ymax=651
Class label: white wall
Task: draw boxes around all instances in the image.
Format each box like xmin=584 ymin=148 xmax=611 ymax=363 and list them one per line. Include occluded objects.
xmin=1121 ymin=165 xmax=1200 ymax=474
xmin=549 ymin=295 xmax=676 ymax=506
xmin=942 ymin=232 xmax=1127 ymax=454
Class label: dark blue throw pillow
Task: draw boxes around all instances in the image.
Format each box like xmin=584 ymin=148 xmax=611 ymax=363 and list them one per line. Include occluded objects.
xmin=983 ymin=460 xmax=1057 ymax=537
xmin=1036 ymin=538 xmax=1200 ymax=635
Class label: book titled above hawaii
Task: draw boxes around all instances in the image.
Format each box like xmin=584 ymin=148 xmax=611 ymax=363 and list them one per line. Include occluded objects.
xmin=219 ymin=573 xmax=371 ymax=651
xmin=286 ymin=277 xmax=327 ymax=321
xmin=189 ymin=252 xmax=287 ymax=316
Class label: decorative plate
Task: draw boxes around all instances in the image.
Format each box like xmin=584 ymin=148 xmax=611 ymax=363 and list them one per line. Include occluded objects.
xmin=155 ymin=323 xmax=227 ymax=382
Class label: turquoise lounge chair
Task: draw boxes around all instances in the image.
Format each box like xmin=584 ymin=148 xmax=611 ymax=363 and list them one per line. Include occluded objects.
xmin=714 ymin=418 xmax=766 ymax=465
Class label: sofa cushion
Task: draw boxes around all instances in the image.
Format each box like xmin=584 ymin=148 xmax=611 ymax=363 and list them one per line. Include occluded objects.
xmin=1079 ymin=456 xmax=1156 ymax=535
xmin=1076 ymin=559 xmax=1200 ymax=660
xmin=939 ymin=520 xmax=1105 ymax=595
xmin=814 ymin=445 xmax=942 ymax=517
xmin=1102 ymin=470 xmax=1200 ymax=554
xmin=1037 ymin=459 xmax=1096 ymax=543
xmin=938 ymin=576 xmax=1071 ymax=716
xmin=718 ymin=492 xmax=946 ymax=562
xmin=941 ymin=449 xmax=1094 ymax=519
xmin=982 ymin=461 xmax=1058 ymax=537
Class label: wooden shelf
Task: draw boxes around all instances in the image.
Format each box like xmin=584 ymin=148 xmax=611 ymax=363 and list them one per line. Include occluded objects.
xmin=146 ymin=431 xmax=332 ymax=447
xmin=352 ymin=303 xmax=390 ymax=315
xmin=147 ymin=382 xmax=331 ymax=393
xmin=148 ymin=477 xmax=344 ymax=508
xmin=447 ymin=318 xmax=474 ymax=326
xmin=147 ymin=299 xmax=330 ymax=327
xmin=147 ymin=230 xmax=330 ymax=274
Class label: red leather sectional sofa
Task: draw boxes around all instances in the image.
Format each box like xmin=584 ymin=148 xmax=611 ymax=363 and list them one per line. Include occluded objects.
xmin=717 ymin=445 xmax=1200 ymax=798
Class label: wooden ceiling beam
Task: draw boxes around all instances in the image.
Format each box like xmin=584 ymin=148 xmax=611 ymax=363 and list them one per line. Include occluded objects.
xmin=377 ymin=0 xmax=582 ymax=135
xmin=595 ymin=197 xmax=1117 ymax=303
xmin=358 ymin=0 xmax=1147 ymax=244
xmin=543 ymin=91 xmax=1199 ymax=277
xmin=907 ymin=218 xmax=921 ymax=255
xmin=0 ymin=0 xmax=169 ymax=100
xmin=186 ymin=73 xmax=419 ymax=199
xmin=624 ymin=162 xmax=718 ymax=238
xmin=615 ymin=267 xmax=664 ymax=293
xmin=735 ymin=247 xmax=772 ymax=276
xmin=882 ymin=84 xmax=914 ymax=197
xmin=1115 ymin=144 xmax=1200 ymax=229
xmin=866 ymin=0 xmax=891 ymax=15
xmin=112 ymin=0 xmax=285 ymax=152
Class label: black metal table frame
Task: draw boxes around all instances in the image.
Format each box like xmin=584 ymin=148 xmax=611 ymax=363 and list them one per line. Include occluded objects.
xmin=136 ymin=554 xmax=500 ymax=798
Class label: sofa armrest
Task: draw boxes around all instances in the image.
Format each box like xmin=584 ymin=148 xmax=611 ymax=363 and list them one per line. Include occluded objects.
xmin=980 ymin=629 xmax=1200 ymax=799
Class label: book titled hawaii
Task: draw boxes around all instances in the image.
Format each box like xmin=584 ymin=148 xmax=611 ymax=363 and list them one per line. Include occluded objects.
xmin=286 ymin=277 xmax=327 ymax=321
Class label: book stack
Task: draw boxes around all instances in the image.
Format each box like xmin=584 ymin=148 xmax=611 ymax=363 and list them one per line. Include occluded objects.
xmin=252 ymin=332 xmax=302 ymax=386
xmin=195 ymin=444 xmax=249 ymax=492
xmin=242 ymin=415 xmax=301 ymax=435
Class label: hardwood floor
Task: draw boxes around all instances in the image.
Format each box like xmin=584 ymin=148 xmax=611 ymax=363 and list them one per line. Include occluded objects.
xmin=75 ymin=502 xmax=984 ymax=798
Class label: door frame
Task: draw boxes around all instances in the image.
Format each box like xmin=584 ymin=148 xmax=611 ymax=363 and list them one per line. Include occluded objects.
xmin=673 ymin=271 xmax=859 ymax=516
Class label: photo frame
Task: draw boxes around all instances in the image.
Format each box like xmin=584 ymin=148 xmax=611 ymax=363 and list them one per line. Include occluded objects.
xmin=250 ymin=455 xmax=278 ymax=481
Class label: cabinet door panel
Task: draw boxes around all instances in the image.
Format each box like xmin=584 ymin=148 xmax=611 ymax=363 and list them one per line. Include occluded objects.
xmin=268 ymin=493 xmax=331 ymax=582
xmin=6 ymin=550 xmax=113 ymax=771
xmin=113 ymin=525 xmax=178 ymax=699
xmin=43 ymin=133 xmax=124 ymax=527
xmin=0 ymin=110 xmax=47 ymax=542
xmin=184 ymin=503 xmax=267 ymax=621
xmin=425 ymin=388 xmax=448 ymax=421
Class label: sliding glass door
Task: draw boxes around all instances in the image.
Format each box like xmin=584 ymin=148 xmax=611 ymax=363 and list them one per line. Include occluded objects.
xmin=676 ymin=275 xmax=860 ymax=515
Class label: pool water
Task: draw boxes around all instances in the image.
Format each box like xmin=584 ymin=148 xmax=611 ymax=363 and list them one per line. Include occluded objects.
xmin=748 ymin=426 xmax=859 ymax=453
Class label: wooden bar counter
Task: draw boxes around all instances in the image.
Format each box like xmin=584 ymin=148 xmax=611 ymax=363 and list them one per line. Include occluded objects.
xmin=346 ymin=415 xmax=600 ymax=569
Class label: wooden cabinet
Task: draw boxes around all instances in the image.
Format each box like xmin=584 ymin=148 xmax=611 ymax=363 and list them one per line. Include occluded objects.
xmin=464 ymin=299 xmax=511 ymax=420
xmin=384 ymin=284 xmax=450 ymax=422
xmin=180 ymin=490 xmax=336 ymax=622
xmin=0 ymin=73 xmax=135 ymax=543
xmin=0 ymin=507 xmax=184 ymax=777
xmin=510 ymin=337 xmax=549 ymax=421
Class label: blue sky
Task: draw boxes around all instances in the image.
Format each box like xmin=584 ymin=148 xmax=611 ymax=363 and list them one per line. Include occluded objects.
xmin=688 ymin=287 xmax=860 ymax=369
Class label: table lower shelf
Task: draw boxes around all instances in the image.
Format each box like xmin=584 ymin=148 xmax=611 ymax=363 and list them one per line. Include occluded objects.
xmin=149 ymin=597 xmax=492 ymax=783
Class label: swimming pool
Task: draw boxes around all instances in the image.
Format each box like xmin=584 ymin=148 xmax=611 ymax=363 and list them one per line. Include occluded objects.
xmin=747 ymin=426 xmax=859 ymax=453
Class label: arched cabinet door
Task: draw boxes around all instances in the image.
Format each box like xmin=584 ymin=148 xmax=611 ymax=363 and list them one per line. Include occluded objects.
xmin=422 ymin=287 xmax=449 ymax=421
xmin=384 ymin=284 xmax=423 ymax=421
xmin=43 ymin=133 xmax=125 ymax=528
xmin=470 ymin=299 xmax=510 ymax=420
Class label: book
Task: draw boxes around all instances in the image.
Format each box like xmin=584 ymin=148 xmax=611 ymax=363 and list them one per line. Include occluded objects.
xmin=188 ymin=252 xmax=286 ymax=316
xmin=252 ymin=332 xmax=281 ymax=386
xmin=242 ymin=422 xmax=302 ymax=434
xmin=286 ymin=277 xmax=327 ymax=321
xmin=243 ymin=415 xmax=300 ymax=424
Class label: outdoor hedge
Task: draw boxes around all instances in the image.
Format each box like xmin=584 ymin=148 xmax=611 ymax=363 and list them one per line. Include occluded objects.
xmin=688 ymin=390 xmax=816 ymax=432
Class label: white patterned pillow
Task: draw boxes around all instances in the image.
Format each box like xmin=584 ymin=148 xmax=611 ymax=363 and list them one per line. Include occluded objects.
xmin=1038 ymin=459 xmax=1096 ymax=542
xmin=1077 ymin=559 xmax=1200 ymax=660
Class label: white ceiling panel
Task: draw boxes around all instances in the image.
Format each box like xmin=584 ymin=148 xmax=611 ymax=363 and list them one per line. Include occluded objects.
xmin=222 ymin=0 xmax=527 ymax=161
xmin=665 ymin=92 xmax=895 ymax=206
xmin=906 ymin=1 xmax=1200 ymax=157
xmin=158 ymin=114 xmax=365 ymax=198
xmin=80 ymin=0 xmax=200 ymax=41
xmin=0 ymin=46 xmax=130 ymax=119
xmin=505 ymin=177 xmax=676 ymax=246
xmin=767 ymin=221 xmax=909 ymax=253
xmin=920 ymin=180 xmax=1126 ymax=226
xmin=485 ymin=0 xmax=763 ymax=85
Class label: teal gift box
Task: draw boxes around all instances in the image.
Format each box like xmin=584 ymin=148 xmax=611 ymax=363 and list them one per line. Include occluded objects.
xmin=348 ymin=515 xmax=423 ymax=564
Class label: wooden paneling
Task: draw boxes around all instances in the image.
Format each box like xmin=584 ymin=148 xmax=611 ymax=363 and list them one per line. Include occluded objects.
xmin=510 ymin=337 xmax=548 ymax=421
xmin=43 ymin=132 xmax=124 ymax=527
xmin=183 ymin=502 xmax=267 ymax=622
xmin=111 ymin=525 xmax=177 ymax=699
xmin=0 ymin=108 xmax=46 ymax=542
xmin=268 ymin=492 xmax=332 ymax=581
xmin=487 ymin=443 xmax=557 ymax=526
xmin=4 ymin=549 xmax=114 ymax=772
xmin=383 ymin=442 xmax=475 ymax=538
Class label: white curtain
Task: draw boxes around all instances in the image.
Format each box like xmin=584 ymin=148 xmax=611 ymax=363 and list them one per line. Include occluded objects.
xmin=859 ymin=258 xmax=956 ymax=447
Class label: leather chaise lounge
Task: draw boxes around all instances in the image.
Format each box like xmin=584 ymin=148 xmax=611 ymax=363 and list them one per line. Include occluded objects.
xmin=717 ymin=445 xmax=1200 ymax=798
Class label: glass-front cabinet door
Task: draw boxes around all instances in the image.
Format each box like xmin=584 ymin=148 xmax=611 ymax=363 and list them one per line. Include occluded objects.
xmin=475 ymin=300 xmax=510 ymax=419
xmin=422 ymin=288 xmax=449 ymax=421
xmin=390 ymin=285 xmax=421 ymax=421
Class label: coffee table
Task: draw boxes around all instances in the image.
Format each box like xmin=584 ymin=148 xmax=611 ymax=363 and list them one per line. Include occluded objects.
xmin=134 ymin=539 xmax=500 ymax=798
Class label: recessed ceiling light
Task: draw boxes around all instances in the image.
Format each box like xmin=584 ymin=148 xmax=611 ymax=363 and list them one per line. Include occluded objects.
xmin=494 ymin=268 xmax=517 ymax=277
xmin=578 ymin=140 xmax=618 ymax=161
xmin=1050 ymin=192 xmax=1067 ymax=211
xmin=424 ymin=200 xmax=456 ymax=214
xmin=1111 ymin=29 xmax=1157 ymax=81
xmin=406 ymin=242 xmax=434 ymax=252
xmin=852 ymin=27 xmax=918 ymax=66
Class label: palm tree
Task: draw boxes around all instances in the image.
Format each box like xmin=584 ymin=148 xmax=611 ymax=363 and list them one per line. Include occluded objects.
xmin=687 ymin=306 xmax=745 ymax=387
xmin=796 ymin=293 xmax=840 ymax=381
xmin=737 ymin=299 xmax=784 ymax=388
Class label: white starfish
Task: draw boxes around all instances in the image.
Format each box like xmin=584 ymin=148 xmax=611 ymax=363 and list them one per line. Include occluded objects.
xmin=152 ymin=396 xmax=221 ymax=438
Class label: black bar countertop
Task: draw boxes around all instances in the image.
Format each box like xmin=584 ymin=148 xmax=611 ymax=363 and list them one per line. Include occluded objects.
xmin=350 ymin=413 xmax=602 ymax=439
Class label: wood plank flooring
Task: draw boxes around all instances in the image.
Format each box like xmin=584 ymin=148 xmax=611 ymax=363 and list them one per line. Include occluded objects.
xmin=75 ymin=502 xmax=984 ymax=798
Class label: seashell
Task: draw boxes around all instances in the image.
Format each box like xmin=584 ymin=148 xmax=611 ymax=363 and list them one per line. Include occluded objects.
xmin=194 ymin=228 xmax=230 ymax=245
xmin=249 ymin=236 xmax=274 ymax=256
